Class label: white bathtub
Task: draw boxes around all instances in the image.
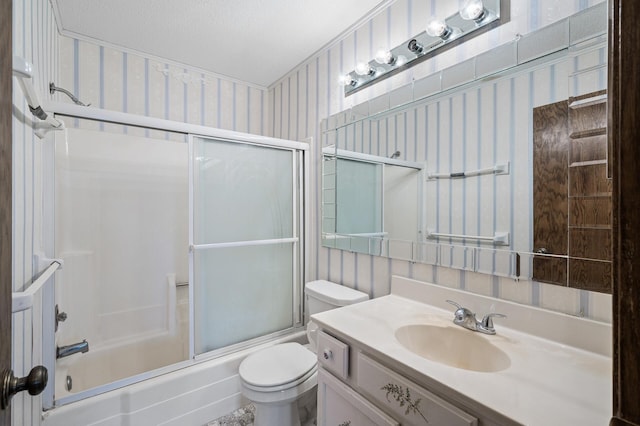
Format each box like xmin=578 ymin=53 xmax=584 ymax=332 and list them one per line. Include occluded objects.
xmin=54 ymin=276 xmax=191 ymax=399
xmin=54 ymin=329 xmax=188 ymax=397
xmin=43 ymin=331 xmax=306 ymax=426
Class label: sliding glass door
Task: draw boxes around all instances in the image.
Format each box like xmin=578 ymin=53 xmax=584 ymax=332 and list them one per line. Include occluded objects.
xmin=44 ymin=109 xmax=306 ymax=407
xmin=191 ymin=136 xmax=302 ymax=355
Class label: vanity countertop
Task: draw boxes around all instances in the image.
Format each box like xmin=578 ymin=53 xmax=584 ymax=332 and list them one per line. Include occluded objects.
xmin=311 ymin=276 xmax=611 ymax=426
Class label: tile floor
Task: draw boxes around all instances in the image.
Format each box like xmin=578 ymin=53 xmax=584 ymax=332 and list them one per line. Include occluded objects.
xmin=207 ymin=404 xmax=255 ymax=426
xmin=207 ymin=403 xmax=317 ymax=426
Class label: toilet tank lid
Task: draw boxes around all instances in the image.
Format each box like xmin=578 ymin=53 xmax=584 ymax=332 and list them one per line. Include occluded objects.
xmin=304 ymin=280 xmax=369 ymax=306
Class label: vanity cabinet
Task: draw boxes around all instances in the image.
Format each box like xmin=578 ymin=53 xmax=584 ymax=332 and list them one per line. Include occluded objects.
xmin=317 ymin=330 xmax=486 ymax=426
xmin=356 ymin=354 xmax=477 ymax=426
xmin=317 ymin=368 xmax=399 ymax=426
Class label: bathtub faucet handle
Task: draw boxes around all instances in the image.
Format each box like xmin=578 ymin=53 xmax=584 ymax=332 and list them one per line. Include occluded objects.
xmin=56 ymin=340 xmax=89 ymax=359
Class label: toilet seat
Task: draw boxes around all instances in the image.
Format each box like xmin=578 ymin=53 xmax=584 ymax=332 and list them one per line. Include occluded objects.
xmin=242 ymin=365 xmax=317 ymax=393
xmin=239 ymin=342 xmax=317 ymax=392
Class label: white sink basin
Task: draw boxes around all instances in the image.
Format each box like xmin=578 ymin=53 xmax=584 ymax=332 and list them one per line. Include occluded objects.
xmin=395 ymin=324 xmax=511 ymax=372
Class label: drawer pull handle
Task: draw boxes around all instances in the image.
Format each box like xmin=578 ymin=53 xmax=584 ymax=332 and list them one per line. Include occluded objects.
xmin=323 ymin=349 xmax=333 ymax=360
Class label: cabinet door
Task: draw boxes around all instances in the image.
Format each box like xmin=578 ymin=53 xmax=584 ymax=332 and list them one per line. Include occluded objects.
xmin=357 ymin=354 xmax=477 ymax=426
xmin=532 ymin=99 xmax=569 ymax=285
xmin=317 ymin=331 xmax=350 ymax=380
xmin=318 ymin=368 xmax=399 ymax=426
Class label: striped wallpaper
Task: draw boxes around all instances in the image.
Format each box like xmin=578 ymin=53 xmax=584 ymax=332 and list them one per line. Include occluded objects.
xmin=57 ymin=37 xmax=269 ymax=136
xmin=12 ymin=0 xmax=59 ymax=425
xmin=268 ymin=0 xmax=611 ymax=322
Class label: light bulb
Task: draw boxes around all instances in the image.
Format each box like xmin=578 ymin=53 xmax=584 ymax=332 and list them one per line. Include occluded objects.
xmin=355 ymin=62 xmax=374 ymax=76
xmin=460 ymin=0 xmax=486 ymax=21
xmin=374 ymin=48 xmax=395 ymax=65
xmin=339 ymin=74 xmax=356 ymax=87
xmin=426 ymin=18 xmax=452 ymax=39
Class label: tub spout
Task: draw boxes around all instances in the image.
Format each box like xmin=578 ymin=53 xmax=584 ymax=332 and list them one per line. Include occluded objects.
xmin=57 ymin=340 xmax=89 ymax=359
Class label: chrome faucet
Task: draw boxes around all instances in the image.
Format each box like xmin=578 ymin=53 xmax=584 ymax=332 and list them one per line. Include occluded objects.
xmin=446 ymin=300 xmax=506 ymax=335
xmin=56 ymin=340 xmax=89 ymax=359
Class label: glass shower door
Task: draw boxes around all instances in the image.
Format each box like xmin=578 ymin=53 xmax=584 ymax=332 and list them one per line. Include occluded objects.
xmin=191 ymin=136 xmax=301 ymax=355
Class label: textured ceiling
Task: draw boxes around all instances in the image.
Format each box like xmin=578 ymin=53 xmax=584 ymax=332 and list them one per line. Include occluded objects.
xmin=52 ymin=0 xmax=390 ymax=87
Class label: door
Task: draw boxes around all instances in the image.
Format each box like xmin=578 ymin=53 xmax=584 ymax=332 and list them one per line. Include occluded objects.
xmin=611 ymin=0 xmax=640 ymax=423
xmin=532 ymin=100 xmax=569 ymax=285
xmin=191 ymin=136 xmax=303 ymax=356
xmin=1 ymin=0 xmax=12 ymax=424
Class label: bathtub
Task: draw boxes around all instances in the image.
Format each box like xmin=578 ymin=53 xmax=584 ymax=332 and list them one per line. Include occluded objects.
xmin=54 ymin=329 xmax=188 ymax=397
xmin=53 ymin=274 xmax=191 ymax=399
xmin=43 ymin=330 xmax=306 ymax=426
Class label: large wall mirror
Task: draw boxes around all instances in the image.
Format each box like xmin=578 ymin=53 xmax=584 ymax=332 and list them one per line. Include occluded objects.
xmin=321 ymin=2 xmax=610 ymax=293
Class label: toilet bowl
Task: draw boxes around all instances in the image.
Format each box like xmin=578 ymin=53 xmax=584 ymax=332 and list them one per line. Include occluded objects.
xmin=238 ymin=280 xmax=369 ymax=426
xmin=239 ymin=343 xmax=317 ymax=426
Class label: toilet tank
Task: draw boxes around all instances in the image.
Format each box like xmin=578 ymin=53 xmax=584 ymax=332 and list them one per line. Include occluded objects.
xmin=304 ymin=280 xmax=369 ymax=319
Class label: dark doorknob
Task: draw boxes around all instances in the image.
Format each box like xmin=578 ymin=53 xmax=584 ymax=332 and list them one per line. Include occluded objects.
xmin=1 ymin=366 xmax=48 ymax=409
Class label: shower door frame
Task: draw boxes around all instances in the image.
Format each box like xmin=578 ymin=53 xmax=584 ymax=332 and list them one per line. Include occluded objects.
xmin=187 ymin=134 xmax=306 ymax=360
xmin=42 ymin=102 xmax=309 ymax=408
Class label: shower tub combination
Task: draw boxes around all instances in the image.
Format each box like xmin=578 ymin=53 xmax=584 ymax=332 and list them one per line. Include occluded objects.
xmin=38 ymin=104 xmax=309 ymax=425
xmin=54 ymin=275 xmax=189 ymax=398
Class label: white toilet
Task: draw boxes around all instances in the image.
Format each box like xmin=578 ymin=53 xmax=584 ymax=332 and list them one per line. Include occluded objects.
xmin=238 ymin=280 xmax=369 ymax=426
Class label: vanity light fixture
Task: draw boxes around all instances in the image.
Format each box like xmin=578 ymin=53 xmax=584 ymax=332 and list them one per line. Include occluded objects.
xmin=340 ymin=0 xmax=506 ymax=95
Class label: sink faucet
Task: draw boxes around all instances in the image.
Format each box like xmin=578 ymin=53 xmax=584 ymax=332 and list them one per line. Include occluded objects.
xmin=56 ymin=340 xmax=89 ymax=359
xmin=446 ymin=300 xmax=506 ymax=335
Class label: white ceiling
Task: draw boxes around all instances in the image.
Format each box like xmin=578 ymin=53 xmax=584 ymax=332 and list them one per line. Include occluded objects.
xmin=52 ymin=0 xmax=390 ymax=87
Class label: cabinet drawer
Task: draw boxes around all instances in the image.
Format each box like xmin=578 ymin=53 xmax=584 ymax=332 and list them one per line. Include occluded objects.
xmin=357 ymin=354 xmax=478 ymax=426
xmin=318 ymin=331 xmax=349 ymax=380
xmin=318 ymin=368 xmax=399 ymax=426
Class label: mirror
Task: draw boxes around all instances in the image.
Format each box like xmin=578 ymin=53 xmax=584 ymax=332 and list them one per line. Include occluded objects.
xmin=321 ymin=3 xmax=610 ymax=293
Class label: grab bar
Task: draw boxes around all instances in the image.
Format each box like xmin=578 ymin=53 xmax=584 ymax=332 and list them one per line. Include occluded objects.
xmin=12 ymin=260 xmax=62 ymax=313
xmin=343 ymin=232 xmax=388 ymax=237
xmin=426 ymin=229 xmax=510 ymax=246
xmin=427 ymin=162 xmax=509 ymax=180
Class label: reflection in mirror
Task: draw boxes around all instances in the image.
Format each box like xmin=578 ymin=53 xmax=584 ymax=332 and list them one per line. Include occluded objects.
xmin=322 ymin=148 xmax=424 ymax=259
xmin=321 ymin=3 xmax=609 ymax=292
xmin=532 ymin=85 xmax=610 ymax=293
